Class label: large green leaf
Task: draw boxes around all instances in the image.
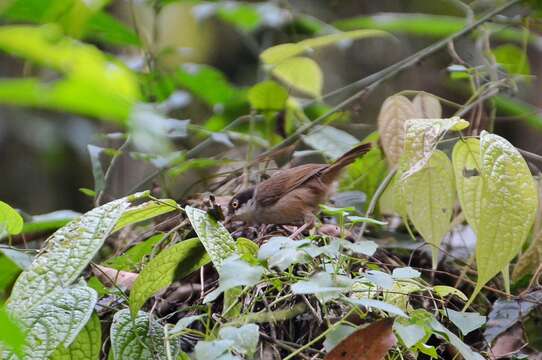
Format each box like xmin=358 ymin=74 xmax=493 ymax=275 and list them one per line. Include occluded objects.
xmin=403 ymin=150 xmax=455 ymax=269
xmin=6 ymin=285 xmax=97 ymax=360
xmin=0 ymin=201 xmax=23 ymax=236
xmin=185 ymin=206 xmax=235 ymax=270
xmin=102 ymin=234 xmax=163 ymax=272
xmin=302 ymin=125 xmax=359 ymax=160
xmin=129 ymin=238 xmax=210 ymax=316
xmin=50 ymin=313 xmax=101 ymax=360
xmin=113 ymin=199 xmax=178 ymax=233
xmin=467 ymin=132 xmax=538 ymax=306
xmin=110 ymin=309 xmax=180 ymax=360
xmin=452 ymin=139 xmax=482 ymax=233
xmin=7 ymin=192 xmax=148 ymax=316
xmin=19 ymin=210 xmax=80 ymax=236
xmin=260 ymin=29 xmax=389 ymax=65
xmin=271 ymin=57 xmax=322 ymax=98
xmin=0 ymin=25 xmax=139 ymax=123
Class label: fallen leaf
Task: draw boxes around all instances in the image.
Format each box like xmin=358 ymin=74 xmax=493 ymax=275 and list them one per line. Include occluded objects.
xmin=93 ymin=265 xmax=139 ymax=290
xmin=490 ymin=324 xmax=525 ymax=359
xmin=325 ymin=318 xmax=396 ymax=360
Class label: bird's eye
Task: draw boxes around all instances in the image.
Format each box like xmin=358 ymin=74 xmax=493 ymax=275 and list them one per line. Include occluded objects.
xmin=232 ymin=200 xmax=239 ymax=208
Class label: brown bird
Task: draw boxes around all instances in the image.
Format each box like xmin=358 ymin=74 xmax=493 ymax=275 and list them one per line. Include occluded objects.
xmin=227 ymin=143 xmax=372 ymax=237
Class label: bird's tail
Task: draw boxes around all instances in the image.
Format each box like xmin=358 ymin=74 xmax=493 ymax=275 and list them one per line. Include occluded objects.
xmin=323 ymin=142 xmax=372 ymax=177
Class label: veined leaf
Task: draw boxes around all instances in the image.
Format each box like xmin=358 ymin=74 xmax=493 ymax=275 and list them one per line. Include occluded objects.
xmin=111 ymin=309 xmax=180 ymax=360
xmin=113 ymin=199 xmax=178 ymax=233
xmin=467 ymin=132 xmax=538 ymax=307
xmin=412 ymin=93 xmax=442 ymax=118
xmin=6 ymin=285 xmax=97 ymax=360
xmin=400 ymin=117 xmax=469 ymax=180
xmin=402 ymin=150 xmax=455 ymax=269
xmin=377 ymin=95 xmax=416 ymax=165
xmin=0 ymin=201 xmax=23 ymax=236
xmin=452 ymin=139 xmax=482 ymax=233
xmin=7 ymin=192 xmax=149 ymax=316
xmin=129 ymin=238 xmax=210 ymax=316
xmin=50 ymin=312 xmax=101 ymax=360
xmin=272 ymin=57 xmax=322 ymax=97
xmin=185 ymin=206 xmax=235 ymax=270
xmin=260 ymin=29 xmax=389 ymax=64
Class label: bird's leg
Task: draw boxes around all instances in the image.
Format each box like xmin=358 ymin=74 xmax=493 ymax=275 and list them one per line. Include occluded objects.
xmin=289 ymin=214 xmax=316 ymax=239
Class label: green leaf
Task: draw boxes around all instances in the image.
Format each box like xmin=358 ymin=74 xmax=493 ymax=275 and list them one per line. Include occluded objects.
xmin=302 ymin=125 xmax=359 ymax=160
xmin=271 ymin=57 xmax=322 ymax=97
xmin=452 ymin=139 xmax=482 ymax=233
xmin=433 ymin=285 xmax=468 ymax=301
xmin=111 ymin=309 xmax=180 ymax=360
xmin=258 ymin=237 xmax=312 ymax=270
xmin=113 ymin=199 xmax=178 ymax=233
xmin=129 ymin=238 xmax=210 ymax=316
xmin=0 ymin=254 xmax=22 ymax=296
xmin=194 ymin=340 xmax=234 ymax=360
xmin=0 ymin=201 xmax=23 ymax=236
xmin=291 ymin=272 xmax=354 ymax=303
xmin=204 ymin=255 xmax=265 ymax=303
xmin=365 ymin=270 xmax=394 ymax=289
xmin=235 ymin=238 xmax=260 ymax=265
xmin=446 ymin=308 xmax=486 ymax=336
xmin=260 ymin=29 xmax=390 ymax=65
xmin=394 ymin=322 xmax=425 ymax=348
xmin=494 ymin=95 xmax=542 ymax=130
xmin=169 ymin=315 xmax=206 ymax=336
xmin=19 ymin=210 xmax=81 ymax=235
xmin=493 ymin=44 xmax=531 ymax=77
xmin=7 ymin=192 xmax=148 ymax=316
xmin=103 ymin=234 xmax=163 ymax=271
xmin=185 ymin=206 xmax=235 ymax=270
xmin=217 ymin=4 xmax=262 ymax=32
xmin=85 ymin=11 xmax=140 ymax=46
xmin=0 ymin=25 xmax=139 ymax=123
xmin=8 ymin=285 xmax=98 ymax=360
xmin=346 ymin=216 xmax=388 ymax=226
xmin=176 ymin=64 xmax=245 ymax=107
xmin=430 ymin=319 xmax=484 ymax=360
xmin=341 ymin=240 xmax=378 ymax=256
xmin=392 ymin=267 xmax=421 ymax=279
xmin=347 ymin=298 xmax=408 ymax=318
xmin=402 ymin=150 xmax=455 ymax=268
xmin=50 ymin=312 xmax=101 ymax=360
xmin=247 ymin=80 xmax=288 ymax=111
xmin=467 ymin=132 xmax=538 ymax=307
xmin=219 ymin=324 xmax=259 ymax=357
xmin=0 ymin=306 xmax=26 ymax=358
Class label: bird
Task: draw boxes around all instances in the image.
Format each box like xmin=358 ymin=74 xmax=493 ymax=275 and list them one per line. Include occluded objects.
xmin=226 ymin=143 xmax=372 ymax=238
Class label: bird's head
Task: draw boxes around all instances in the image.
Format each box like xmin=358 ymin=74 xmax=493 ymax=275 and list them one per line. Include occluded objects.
xmin=226 ymin=187 xmax=256 ymax=223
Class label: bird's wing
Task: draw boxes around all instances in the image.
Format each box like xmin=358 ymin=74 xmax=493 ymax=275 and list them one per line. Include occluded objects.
xmin=254 ymin=164 xmax=327 ymax=207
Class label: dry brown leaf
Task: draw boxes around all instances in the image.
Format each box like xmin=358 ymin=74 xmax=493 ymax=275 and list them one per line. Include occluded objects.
xmin=377 ymin=95 xmax=416 ymax=165
xmin=93 ymin=265 xmax=139 ymax=290
xmin=325 ymin=318 xmax=396 ymax=360
xmin=413 ymin=93 xmax=442 ymax=118
xmin=490 ymin=324 xmax=525 ymax=359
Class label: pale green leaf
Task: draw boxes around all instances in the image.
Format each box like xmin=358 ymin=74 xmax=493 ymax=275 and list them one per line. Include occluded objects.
xmin=323 ymin=324 xmax=357 ymax=351
xmin=260 ymin=29 xmax=389 ymax=64
xmin=341 ymin=240 xmax=378 ymax=256
xmin=7 ymin=192 xmax=149 ymax=316
xmin=247 ymin=80 xmax=288 ymax=111
xmin=6 ymin=285 xmax=98 ymax=360
xmin=113 ymin=199 xmax=178 ymax=233
xmin=204 ymin=255 xmax=264 ymax=303
xmin=271 ymin=57 xmax=322 ymax=98
xmin=468 ymin=132 xmax=538 ymax=306
xmin=111 ymin=309 xmax=177 ymax=360
xmin=129 ymin=238 xmax=210 ymax=316
xmin=302 ymin=125 xmax=359 ymax=160
xmin=392 ymin=267 xmax=421 ymax=279
xmin=291 ymin=272 xmax=354 ymax=303
xmin=394 ymin=322 xmax=425 ymax=348
xmin=402 ymin=150 xmax=455 ymax=268
xmin=446 ymin=308 xmax=486 ymax=336
xmin=365 ymin=270 xmax=394 ymax=289
xmin=0 ymin=201 xmax=23 ymax=236
xmin=433 ymin=285 xmax=468 ymax=301
xmin=185 ymin=206 xmax=235 ymax=270
xmin=493 ymin=44 xmax=531 ymax=77
xmin=452 ymin=139 xmax=482 ymax=233
xmin=170 ymin=315 xmax=206 ymax=336
xmin=50 ymin=313 xmax=101 ymax=360
xmin=257 ymin=237 xmax=312 ymax=270
xmin=347 ymin=298 xmax=408 ymax=318
xmin=219 ymin=324 xmax=259 ymax=357
xmin=20 ymin=210 xmax=81 ymax=236
xmin=194 ymin=340 xmax=234 ymax=360
xmin=430 ymin=319 xmax=484 ymax=360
